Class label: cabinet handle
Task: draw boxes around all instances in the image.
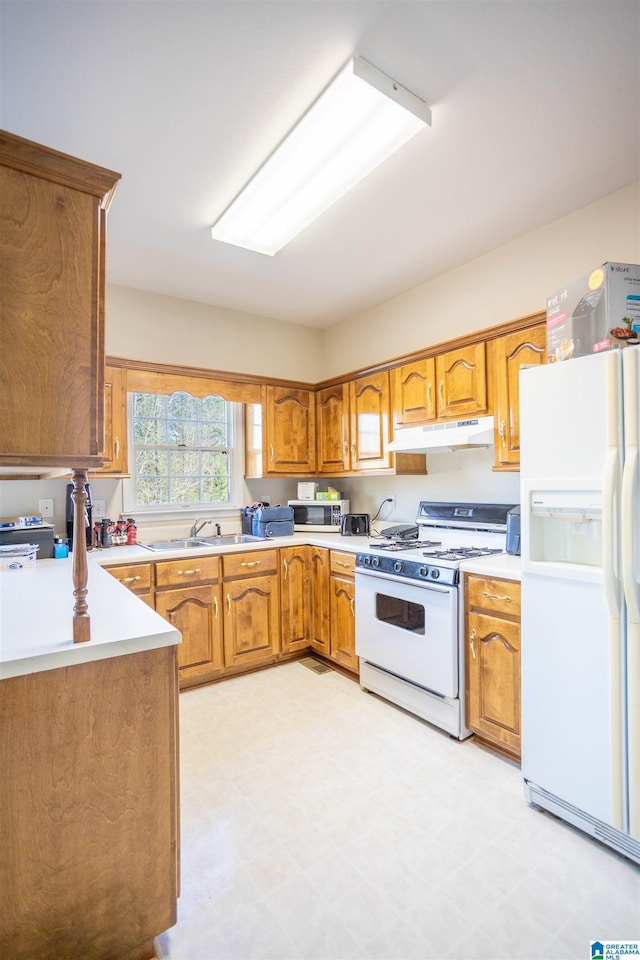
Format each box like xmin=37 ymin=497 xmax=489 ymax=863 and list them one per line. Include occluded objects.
xmin=270 ymin=443 xmax=274 ymax=462
xmin=350 ymin=597 xmax=355 ymax=617
xmin=343 ymin=440 xmax=349 ymax=456
xmin=351 ymin=442 xmax=356 ymax=456
xmin=482 ymin=591 xmax=512 ymax=602
xmin=115 ymin=437 xmax=120 ymax=459
xmin=120 ymin=575 xmax=141 ymax=583
xmin=427 ymin=383 xmax=432 ymax=406
xmin=335 ymin=560 xmax=351 ymax=568
xmin=438 ymin=381 xmax=444 ymax=405
xmin=241 ymin=560 xmax=261 ymax=567
xmin=283 ymin=558 xmax=288 ymax=579
xmin=227 ymin=593 xmax=231 ymax=615
xmin=213 ymin=596 xmax=218 ymax=619
xmin=499 ymin=420 xmax=506 ymax=445
xmin=177 ymin=568 xmax=201 ymax=576
xmin=470 ymin=628 xmax=476 ymax=660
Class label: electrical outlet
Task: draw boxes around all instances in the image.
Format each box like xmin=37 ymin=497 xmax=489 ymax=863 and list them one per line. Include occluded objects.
xmin=93 ymin=499 xmax=106 ymax=518
xmin=39 ymin=498 xmax=54 ymax=518
xmin=387 ymin=496 xmax=396 ymax=512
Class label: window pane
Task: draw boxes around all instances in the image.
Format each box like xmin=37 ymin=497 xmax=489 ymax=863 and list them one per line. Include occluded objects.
xmin=136 ymin=449 xmax=168 ymax=476
xmin=169 ymin=450 xmax=199 ymax=475
xmin=171 ymin=477 xmax=200 ymax=504
xmin=168 ymin=392 xmax=197 ymax=421
xmin=135 ymin=418 xmax=166 ymax=445
xmin=202 ymin=475 xmax=229 ymax=502
xmin=199 ymin=395 xmax=225 ymax=421
xmin=134 ymin=393 xmax=166 ymax=419
xmin=167 ymin=420 xmax=197 ymax=446
xmin=199 ymin=422 xmax=227 ymax=446
xmin=138 ymin=477 xmax=169 ymax=505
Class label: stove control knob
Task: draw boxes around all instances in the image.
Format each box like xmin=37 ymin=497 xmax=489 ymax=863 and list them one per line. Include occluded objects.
xmin=419 ymin=566 xmax=429 ymax=577
xmin=393 ymin=560 xmax=403 ymax=573
xmin=430 ymin=568 xmax=440 ymax=579
xmin=363 ymin=556 xmax=371 ymax=566
xmin=371 ymin=556 xmax=380 ymax=568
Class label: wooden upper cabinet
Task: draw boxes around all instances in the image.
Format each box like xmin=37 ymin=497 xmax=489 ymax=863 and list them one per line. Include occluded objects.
xmin=349 ymin=371 xmax=392 ymax=471
xmin=392 ymin=357 xmax=436 ymax=427
xmin=492 ymin=324 xmax=547 ymax=470
xmin=0 ymin=131 xmax=120 ymax=469
xmin=91 ymin=365 xmax=129 ymax=476
xmin=435 ymin=343 xmax=488 ymax=420
xmin=264 ymin=385 xmax=316 ymax=475
xmin=316 ymin=382 xmax=350 ymax=474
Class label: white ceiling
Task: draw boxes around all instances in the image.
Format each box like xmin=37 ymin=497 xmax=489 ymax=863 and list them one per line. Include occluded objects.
xmin=1 ymin=1 xmax=638 ymax=328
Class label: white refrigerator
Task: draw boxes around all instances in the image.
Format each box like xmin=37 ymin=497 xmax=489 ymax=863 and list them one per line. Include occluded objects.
xmin=519 ymin=347 xmax=640 ymax=864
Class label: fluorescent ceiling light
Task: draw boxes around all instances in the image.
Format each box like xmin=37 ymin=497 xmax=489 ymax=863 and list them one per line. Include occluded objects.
xmin=211 ymin=56 xmax=431 ymax=256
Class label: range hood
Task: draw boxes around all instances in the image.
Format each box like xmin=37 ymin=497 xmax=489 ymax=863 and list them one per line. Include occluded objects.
xmin=388 ymin=416 xmax=495 ymax=453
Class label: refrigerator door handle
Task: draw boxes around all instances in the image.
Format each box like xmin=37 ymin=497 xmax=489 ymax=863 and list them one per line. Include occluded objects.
xmin=603 ymin=448 xmax=621 ymax=618
xmin=621 ymin=446 xmax=640 ymax=622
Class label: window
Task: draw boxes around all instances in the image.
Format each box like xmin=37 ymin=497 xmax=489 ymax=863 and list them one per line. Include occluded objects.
xmin=129 ymin=391 xmax=235 ymax=509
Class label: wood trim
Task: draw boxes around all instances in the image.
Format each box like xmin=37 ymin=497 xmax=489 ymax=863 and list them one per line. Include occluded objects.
xmin=108 ymin=309 xmax=545 ymax=400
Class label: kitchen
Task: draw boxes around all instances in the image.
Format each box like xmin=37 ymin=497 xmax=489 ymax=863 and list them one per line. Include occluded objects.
xmin=1 ymin=2 xmax=640 ymax=959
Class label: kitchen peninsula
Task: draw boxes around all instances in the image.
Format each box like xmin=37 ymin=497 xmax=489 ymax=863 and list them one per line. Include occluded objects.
xmin=0 ymin=561 xmax=181 ymax=960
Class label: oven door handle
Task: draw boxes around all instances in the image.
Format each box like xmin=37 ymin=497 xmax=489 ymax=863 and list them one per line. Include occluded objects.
xmin=354 ymin=570 xmax=455 ymax=594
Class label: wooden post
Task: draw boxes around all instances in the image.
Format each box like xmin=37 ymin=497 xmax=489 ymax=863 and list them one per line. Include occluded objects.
xmin=71 ymin=468 xmax=91 ymax=643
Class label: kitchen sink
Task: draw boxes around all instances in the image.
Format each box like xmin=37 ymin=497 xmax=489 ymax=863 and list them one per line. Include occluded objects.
xmin=142 ymin=534 xmax=268 ymax=551
xmin=200 ymin=534 xmax=268 ymax=545
xmin=142 ymin=538 xmax=213 ymax=551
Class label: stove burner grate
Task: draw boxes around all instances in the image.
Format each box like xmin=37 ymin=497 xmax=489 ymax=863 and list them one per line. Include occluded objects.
xmin=369 ymin=539 xmax=442 ymax=552
xmin=421 ymin=546 xmax=503 ymax=561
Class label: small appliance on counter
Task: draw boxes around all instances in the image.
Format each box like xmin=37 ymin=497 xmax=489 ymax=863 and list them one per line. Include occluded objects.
xmin=0 ymin=523 xmax=54 ymax=559
xmin=505 ymin=506 xmax=521 ymax=556
xmin=66 ymin=481 xmax=93 ymax=551
xmin=288 ymin=499 xmax=349 ymax=532
xmin=340 ymin=513 xmax=371 ymax=536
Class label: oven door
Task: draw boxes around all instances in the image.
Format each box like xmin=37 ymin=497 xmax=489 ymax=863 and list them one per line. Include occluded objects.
xmin=355 ymin=570 xmax=458 ymax=698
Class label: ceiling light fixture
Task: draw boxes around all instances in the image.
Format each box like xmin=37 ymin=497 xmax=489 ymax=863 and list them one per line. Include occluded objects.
xmin=211 ymin=56 xmax=431 ymax=256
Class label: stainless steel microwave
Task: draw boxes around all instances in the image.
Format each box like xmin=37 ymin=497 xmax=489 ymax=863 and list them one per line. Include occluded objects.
xmin=288 ymin=500 xmax=350 ymax=532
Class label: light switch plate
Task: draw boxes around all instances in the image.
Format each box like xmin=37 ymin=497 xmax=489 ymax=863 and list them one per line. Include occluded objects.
xmin=93 ymin=499 xmax=106 ymax=518
xmin=38 ymin=498 xmax=54 ymax=518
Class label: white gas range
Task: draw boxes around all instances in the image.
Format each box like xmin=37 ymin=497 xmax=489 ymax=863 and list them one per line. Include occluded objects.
xmin=354 ymin=501 xmax=515 ymax=738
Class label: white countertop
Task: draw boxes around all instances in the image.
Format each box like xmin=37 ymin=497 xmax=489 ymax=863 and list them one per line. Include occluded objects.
xmin=459 ymin=552 xmax=522 ymax=581
xmin=0 ymin=558 xmax=180 ymax=679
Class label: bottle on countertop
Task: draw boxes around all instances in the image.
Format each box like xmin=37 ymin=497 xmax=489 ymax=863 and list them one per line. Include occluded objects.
xmin=126 ymin=518 xmax=138 ymax=545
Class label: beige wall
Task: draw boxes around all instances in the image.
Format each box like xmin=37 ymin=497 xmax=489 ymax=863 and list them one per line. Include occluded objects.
xmin=105 ymin=285 xmax=325 ymax=383
xmin=320 ymin=182 xmax=640 ymax=380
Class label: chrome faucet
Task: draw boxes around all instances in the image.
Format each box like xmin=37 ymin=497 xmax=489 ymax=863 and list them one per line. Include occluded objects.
xmin=190 ymin=518 xmax=212 ymax=538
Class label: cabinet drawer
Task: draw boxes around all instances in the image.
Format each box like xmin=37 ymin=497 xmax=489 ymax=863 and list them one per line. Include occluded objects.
xmin=467 ymin=576 xmax=521 ymax=617
xmin=155 ymin=555 xmax=220 ymax=588
xmin=330 ymin=550 xmax=356 ymax=577
xmin=222 ymin=549 xmax=278 ymax=579
xmin=106 ymin=562 xmax=153 ymax=593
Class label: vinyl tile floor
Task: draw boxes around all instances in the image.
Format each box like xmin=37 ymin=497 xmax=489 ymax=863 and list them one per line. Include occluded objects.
xmin=156 ymin=661 xmax=640 ymax=960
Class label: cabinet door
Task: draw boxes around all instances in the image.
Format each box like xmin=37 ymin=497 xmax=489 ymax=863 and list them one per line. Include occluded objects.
xmin=392 ymin=358 xmax=436 ymax=426
xmin=309 ymin=546 xmax=330 ymax=656
xmin=329 ymin=574 xmax=357 ymax=673
xmin=435 ymin=343 xmax=487 ymax=420
xmin=492 ymin=324 xmax=546 ymax=469
xmin=264 ymin=385 xmax=316 ymax=475
xmin=466 ymin=610 xmax=521 ymax=759
xmin=91 ymin=366 xmax=128 ymax=476
xmin=280 ymin=545 xmax=310 ymax=654
xmin=0 ymin=132 xmax=119 ymax=469
xmin=316 ymin=383 xmax=350 ymax=473
xmin=155 ymin=583 xmax=224 ymax=686
xmin=224 ymin=573 xmax=280 ymax=669
xmin=348 ymin=371 xmax=391 ymax=471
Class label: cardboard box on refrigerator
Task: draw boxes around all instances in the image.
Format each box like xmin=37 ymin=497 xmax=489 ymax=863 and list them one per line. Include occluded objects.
xmin=546 ymin=262 xmax=640 ymax=362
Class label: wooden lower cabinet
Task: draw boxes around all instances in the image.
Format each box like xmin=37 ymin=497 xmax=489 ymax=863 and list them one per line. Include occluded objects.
xmin=155 ymin=556 xmax=223 ymax=688
xmin=309 ymin=546 xmax=330 ymax=657
xmin=280 ymin=544 xmax=311 ymax=654
xmin=0 ymin=645 xmax=179 ymax=960
xmin=105 ymin=561 xmax=155 ymax=607
xmin=465 ymin=574 xmax=521 ymax=761
xmin=222 ymin=550 xmax=280 ymax=670
xmin=329 ymin=550 xmax=358 ymax=673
